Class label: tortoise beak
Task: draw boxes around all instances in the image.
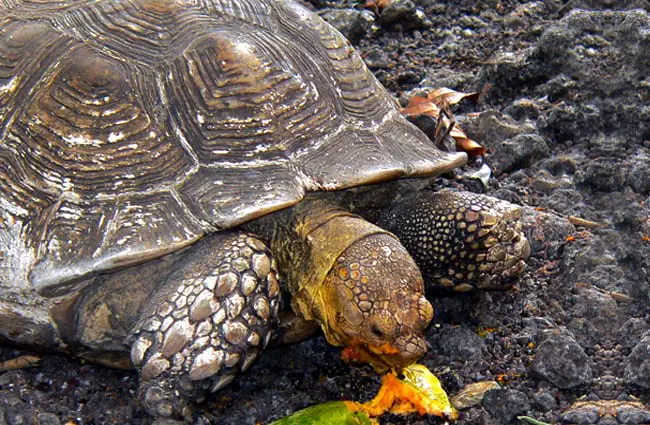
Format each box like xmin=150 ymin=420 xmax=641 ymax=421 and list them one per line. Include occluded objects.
xmin=341 ymin=332 xmax=429 ymax=372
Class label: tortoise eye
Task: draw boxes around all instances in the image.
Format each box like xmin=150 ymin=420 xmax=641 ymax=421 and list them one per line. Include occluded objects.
xmin=371 ymin=324 xmax=384 ymax=337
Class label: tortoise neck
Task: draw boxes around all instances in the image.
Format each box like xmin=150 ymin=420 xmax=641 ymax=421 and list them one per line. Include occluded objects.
xmin=243 ymin=198 xmax=389 ymax=322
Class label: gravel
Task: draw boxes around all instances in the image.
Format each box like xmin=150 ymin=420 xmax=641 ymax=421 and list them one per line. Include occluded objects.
xmin=1 ymin=1 xmax=649 ymax=425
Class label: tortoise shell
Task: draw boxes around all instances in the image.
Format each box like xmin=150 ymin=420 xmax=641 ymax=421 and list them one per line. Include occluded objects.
xmin=0 ymin=0 xmax=466 ymax=296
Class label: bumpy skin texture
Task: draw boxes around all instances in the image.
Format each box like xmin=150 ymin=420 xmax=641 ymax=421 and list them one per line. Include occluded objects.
xmin=378 ymin=190 xmax=531 ymax=291
xmin=320 ymin=233 xmax=433 ymax=370
xmin=128 ymin=232 xmax=281 ymax=418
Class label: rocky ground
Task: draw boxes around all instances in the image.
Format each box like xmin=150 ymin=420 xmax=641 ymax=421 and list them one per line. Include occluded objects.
xmin=1 ymin=1 xmax=649 ymax=424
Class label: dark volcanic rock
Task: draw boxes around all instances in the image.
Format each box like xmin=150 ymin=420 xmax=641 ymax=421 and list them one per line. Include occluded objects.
xmin=435 ymin=326 xmax=485 ymax=361
xmin=318 ymin=8 xmax=376 ymax=43
xmin=619 ymin=319 xmax=650 ymax=350
xmin=483 ymin=388 xmax=531 ymax=423
xmin=35 ymin=413 xmax=61 ymax=425
xmin=533 ymin=390 xmax=557 ymax=412
xmin=489 ymin=133 xmax=550 ymax=176
xmin=532 ymin=331 xmax=593 ymax=389
xmin=379 ymin=0 xmax=431 ymax=30
xmin=625 ymin=331 xmax=650 ymax=388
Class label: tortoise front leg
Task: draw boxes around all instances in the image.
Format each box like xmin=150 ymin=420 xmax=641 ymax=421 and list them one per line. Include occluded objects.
xmin=128 ymin=232 xmax=280 ymax=419
xmin=378 ymin=190 xmax=531 ymax=291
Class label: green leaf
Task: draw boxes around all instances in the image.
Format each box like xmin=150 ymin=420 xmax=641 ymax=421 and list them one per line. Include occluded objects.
xmin=269 ymin=401 xmax=374 ymax=425
xmin=517 ymin=415 xmax=553 ymax=425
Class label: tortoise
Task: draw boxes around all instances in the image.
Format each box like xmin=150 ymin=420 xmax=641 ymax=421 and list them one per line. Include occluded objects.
xmin=0 ymin=0 xmax=530 ymax=419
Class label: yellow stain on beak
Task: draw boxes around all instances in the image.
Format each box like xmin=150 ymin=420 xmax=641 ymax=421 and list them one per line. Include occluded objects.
xmin=367 ymin=343 xmax=400 ymax=356
xmin=340 ymin=341 xmax=402 ymax=372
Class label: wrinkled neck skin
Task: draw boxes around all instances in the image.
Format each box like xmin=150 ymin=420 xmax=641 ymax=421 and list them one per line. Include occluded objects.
xmin=245 ymin=196 xmax=385 ymax=318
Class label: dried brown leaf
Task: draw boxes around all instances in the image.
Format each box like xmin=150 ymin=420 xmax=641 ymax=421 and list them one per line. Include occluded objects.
xmin=449 ymin=126 xmax=486 ymax=156
xmin=364 ymin=0 xmax=392 ymax=12
xmin=401 ymin=99 xmax=441 ymax=118
xmin=455 ymin=137 xmax=487 ymax=157
xmin=402 ymin=88 xmax=484 ymax=157
xmin=568 ymin=215 xmax=605 ymax=229
xmin=427 ymin=87 xmax=480 ymax=106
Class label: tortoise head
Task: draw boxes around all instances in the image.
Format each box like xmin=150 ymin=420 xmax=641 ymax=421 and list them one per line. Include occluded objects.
xmin=314 ymin=233 xmax=433 ymax=371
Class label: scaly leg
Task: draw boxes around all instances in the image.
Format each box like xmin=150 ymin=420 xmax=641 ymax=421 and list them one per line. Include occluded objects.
xmin=378 ymin=189 xmax=531 ymax=291
xmin=128 ymin=232 xmax=281 ymax=418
